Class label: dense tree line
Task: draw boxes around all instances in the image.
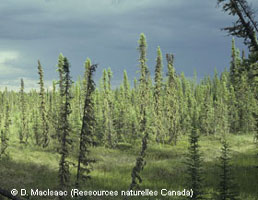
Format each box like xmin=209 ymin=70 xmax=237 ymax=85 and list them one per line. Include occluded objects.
xmin=0 ymin=34 xmax=256 ymax=156
xmin=0 ymin=33 xmax=257 ymax=199
xmin=0 ymin=38 xmax=256 ymax=152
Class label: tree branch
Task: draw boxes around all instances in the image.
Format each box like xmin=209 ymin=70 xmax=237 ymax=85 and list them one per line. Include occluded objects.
xmin=237 ymin=0 xmax=258 ymax=33
xmin=230 ymin=0 xmax=258 ymax=51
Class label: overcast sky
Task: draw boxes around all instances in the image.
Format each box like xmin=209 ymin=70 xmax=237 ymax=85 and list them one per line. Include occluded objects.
xmin=0 ymin=0 xmax=257 ymax=90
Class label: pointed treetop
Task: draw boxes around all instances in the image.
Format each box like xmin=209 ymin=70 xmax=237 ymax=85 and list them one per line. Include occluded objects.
xmin=123 ymin=70 xmax=130 ymax=92
xmin=85 ymin=58 xmax=91 ymax=68
xmin=138 ymin=33 xmax=147 ymax=62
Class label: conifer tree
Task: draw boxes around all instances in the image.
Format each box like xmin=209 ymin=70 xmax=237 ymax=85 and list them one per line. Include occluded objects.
xmin=129 ymin=133 xmax=148 ymax=190
xmin=83 ymin=58 xmax=91 ymax=94
xmin=138 ymin=33 xmax=149 ymax=137
xmin=38 ymin=60 xmax=49 ymax=147
xmin=154 ymin=47 xmax=163 ymax=106
xmin=32 ymin=108 xmax=40 ymax=145
xmin=249 ymin=60 xmax=258 ymax=142
xmin=1 ymin=103 xmax=11 ymax=157
xmin=217 ymin=0 xmax=258 ymax=51
xmin=102 ymin=69 xmax=116 ymax=147
xmin=48 ymin=81 xmax=59 ymax=142
xmin=131 ymin=77 xmax=139 ymax=139
xmin=154 ymin=46 xmax=165 ymax=143
xmin=213 ymin=69 xmax=221 ymax=102
xmin=166 ymin=53 xmax=180 ymax=144
xmin=236 ymin=73 xmax=256 ymax=133
xmin=56 ymin=54 xmax=65 ymax=142
xmin=211 ymin=70 xmax=228 ymax=135
xmin=186 ymin=107 xmax=203 ymax=200
xmin=128 ymin=33 xmax=149 ymax=190
xmin=19 ymin=78 xmax=26 ymax=143
xmin=123 ymin=70 xmax=130 ymax=98
xmin=70 ymin=82 xmax=82 ymax=150
xmin=76 ymin=63 xmax=97 ymax=187
xmin=214 ymin=72 xmax=230 ymax=136
xmin=217 ymin=137 xmax=239 ymax=200
xmin=107 ymin=67 xmax=112 ymax=91
xmin=228 ymin=85 xmax=239 ymax=133
xmin=179 ymin=73 xmax=192 ymax=134
xmin=230 ymin=38 xmax=242 ymax=87
xmin=228 ymin=40 xmax=257 ymax=134
xmin=133 ymin=77 xmax=137 ymax=90
xmin=199 ymin=83 xmax=214 ymax=135
xmin=113 ymin=86 xmax=125 ymax=141
xmin=58 ymin=56 xmax=73 ymax=194
xmin=93 ymin=88 xmax=104 ymax=143
xmin=120 ymin=70 xmax=131 ymax=140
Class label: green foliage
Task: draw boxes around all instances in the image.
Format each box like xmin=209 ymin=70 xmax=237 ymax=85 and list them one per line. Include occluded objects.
xmin=32 ymin=108 xmax=40 ymax=146
xmin=217 ymin=137 xmax=239 ymax=200
xmin=19 ymin=78 xmax=27 ymax=144
xmin=58 ymin=56 xmax=73 ymax=193
xmin=102 ymin=68 xmax=117 ymax=148
xmin=128 ymin=33 xmax=151 ymax=191
xmin=165 ymin=53 xmax=180 ymax=144
xmin=217 ymin=0 xmax=258 ymax=51
xmin=230 ymin=38 xmax=242 ymax=87
xmin=0 ymin=103 xmax=11 ymax=157
xmin=76 ymin=63 xmax=97 ymax=186
xmin=0 ymin=33 xmax=257 ymax=199
xmin=186 ymin=108 xmax=204 ymax=200
xmin=38 ymin=60 xmax=49 ymax=148
xmin=129 ymin=132 xmax=148 ymax=190
xmin=115 ymin=142 xmax=132 ymax=150
xmin=138 ymin=33 xmax=149 ymax=136
xmin=154 ymin=47 xmax=164 ymax=143
xmin=1 ymin=134 xmax=258 ymax=199
xmin=199 ymin=82 xmax=214 ymax=135
xmin=83 ymin=58 xmax=91 ymax=94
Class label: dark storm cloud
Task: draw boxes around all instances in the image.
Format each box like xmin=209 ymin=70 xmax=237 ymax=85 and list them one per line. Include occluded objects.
xmin=0 ymin=0 xmax=257 ymax=90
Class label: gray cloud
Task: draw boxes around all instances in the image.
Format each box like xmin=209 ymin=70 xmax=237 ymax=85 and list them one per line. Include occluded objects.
xmin=0 ymin=0 xmax=257 ymax=89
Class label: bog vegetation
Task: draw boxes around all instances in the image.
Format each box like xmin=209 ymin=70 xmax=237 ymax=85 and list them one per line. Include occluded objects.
xmin=0 ymin=33 xmax=257 ymax=200
xmin=0 ymin=0 xmax=258 ymax=199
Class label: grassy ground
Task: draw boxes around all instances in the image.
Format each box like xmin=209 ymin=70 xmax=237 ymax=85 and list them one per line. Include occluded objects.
xmin=0 ymin=133 xmax=258 ymax=200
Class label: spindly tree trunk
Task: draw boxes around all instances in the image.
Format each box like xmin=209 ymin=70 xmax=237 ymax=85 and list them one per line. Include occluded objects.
xmin=154 ymin=46 xmax=164 ymax=143
xmin=38 ymin=60 xmax=49 ymax=148
xmin=129 ymin=33 xmax=149 ymax=190
xmin=58 ymin=55 xmax=73 ymax=197
xmin=76 ymin=63 xmax=97 ymax=187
